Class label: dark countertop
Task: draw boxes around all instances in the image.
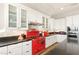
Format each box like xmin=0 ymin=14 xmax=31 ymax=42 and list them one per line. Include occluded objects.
xmin=0 ymin=36 xmax=31 ymax=47
xmin=0 ymin=32 xmax=67 ymax=47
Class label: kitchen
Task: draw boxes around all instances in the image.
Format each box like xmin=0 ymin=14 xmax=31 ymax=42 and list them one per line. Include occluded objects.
xmin=0 ymin=3 xmax=79 ymax=55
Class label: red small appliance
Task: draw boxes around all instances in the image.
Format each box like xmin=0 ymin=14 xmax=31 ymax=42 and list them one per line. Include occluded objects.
xmin=43 ymin=31 xmax=49 ymax=37
xmin=26 ymin=29 xmax=45 ymax=55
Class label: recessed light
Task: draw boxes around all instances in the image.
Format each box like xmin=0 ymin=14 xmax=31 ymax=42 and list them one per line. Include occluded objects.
xmin=60 ymin=8 xmax=64 ymax=10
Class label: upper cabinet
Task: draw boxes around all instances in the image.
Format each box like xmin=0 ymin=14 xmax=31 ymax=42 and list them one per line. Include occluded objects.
xmin=0 ymin=4 xmax=28 ymax=31
xmin=42 ymin=16 xmax=48 ymax=31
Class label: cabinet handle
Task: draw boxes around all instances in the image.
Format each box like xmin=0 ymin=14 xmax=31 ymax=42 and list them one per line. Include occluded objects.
xmin=26 ymin=51 xmax=29 ymax=52
xmin=9 ymin=51 xmax=11 ymax=53
xmin=26 ymin=44 xmax=29 ymax=45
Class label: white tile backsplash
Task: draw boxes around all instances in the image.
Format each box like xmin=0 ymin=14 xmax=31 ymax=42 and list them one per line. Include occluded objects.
xmin=0 ymin=29 xmax=26 ymax=37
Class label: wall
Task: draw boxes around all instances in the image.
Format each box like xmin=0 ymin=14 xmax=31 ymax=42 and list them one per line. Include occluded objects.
xmin=53 ymin=18 xmax=66 ymax=32
xmin=54 ymin=14 xmax=79 ymax=32
xmin=66 ymin=14 xmax=79 ymax=29
xmin=48 ymin=18 xmax=54 ymax=32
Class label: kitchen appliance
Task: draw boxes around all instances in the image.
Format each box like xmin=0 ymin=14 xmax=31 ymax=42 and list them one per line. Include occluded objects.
xmin=26 ymin=29 xmax=39 ymax=39
xmin=67 ymin=26 xmax=79 ymax=43
xmin=26 ymin=29 xmax=45 ymax=55
xmin=32 ymin=37 xmax=45 ymax=55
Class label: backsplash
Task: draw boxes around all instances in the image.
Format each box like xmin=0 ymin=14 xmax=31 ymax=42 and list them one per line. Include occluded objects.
xmin=0 ymin=29 xmax=26 ymax=37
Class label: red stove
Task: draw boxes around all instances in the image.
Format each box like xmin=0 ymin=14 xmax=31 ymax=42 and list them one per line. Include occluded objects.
xmin=26 ymin=29 xmax=45 ymax=55
xmin=32 ymin=37 xmax=45 ymax=55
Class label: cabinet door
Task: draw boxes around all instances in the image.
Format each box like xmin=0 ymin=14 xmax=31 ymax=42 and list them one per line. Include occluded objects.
xmin=8 ymin=43 xmax=22 ymax=55
xmin=46 ymin=36 xmax=55 ymax=48
xmin=22 ymin=41 xmax=32 ymax=55
xmin=49 ymin=36 xmax=53 ymax=45
xmin=46 ymin=37 xmax=50 ymax=48
xmin=56 ymin=35 xmax=61 ymax=42
xmin=8 ymin=5 xmax=17 ymax=28
xmin=56 ymin=35 xmax=66 ymax=42
xmin=0 ymin=46 xmax=7 ymax=55
xmin=51 ymin=35 xmax=56 ymax=44
xmin=20 ymin=9 xmax=27 ymax=29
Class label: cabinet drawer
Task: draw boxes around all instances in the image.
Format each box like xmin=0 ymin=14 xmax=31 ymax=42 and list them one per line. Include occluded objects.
xmin=8 ymin=43 xmax=22 ymax=55
xmin=22 ymin=43 xmax=32 ymax=49
xmin=23 ymin=51 xmax=32 ymax=55
xmin=22 ymin=48 xmax=32 ymax=55
xmin=22 ymin=45 xmax=32 ymax=50
xmin=22 ymin=41 xmax=32 ymax=46
xmin=0 ymin=46 xmax=8 ymax=55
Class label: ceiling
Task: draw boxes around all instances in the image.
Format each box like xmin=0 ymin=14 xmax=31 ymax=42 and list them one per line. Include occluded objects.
xmin=23 ymin=3 xmax=79 ymax=19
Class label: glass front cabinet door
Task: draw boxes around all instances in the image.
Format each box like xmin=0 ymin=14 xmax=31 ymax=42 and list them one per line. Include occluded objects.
xmin=20 ymin=9 xmax=27 ymax=29
xmin=4 ymin=4 xmax=28 ymax=30
xmin=8 ymin=5 xmax=17 ymax=28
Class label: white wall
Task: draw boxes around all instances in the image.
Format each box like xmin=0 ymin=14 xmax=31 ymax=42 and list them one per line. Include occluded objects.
xmin=53 ymin=18 xmax=66 ymax=32
xmin=66 ymin=14 xmax=79 ymax=30
xmin=48 ymin=18 xmax=54 ymax=32
xmin=0 ymin=4 xmax=5 ymax=30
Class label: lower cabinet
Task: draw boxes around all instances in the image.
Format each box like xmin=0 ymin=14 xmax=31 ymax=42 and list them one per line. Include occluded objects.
xmin=0 ymin=46 xmax=8 ymax=55
xmin=8 ymin=43 xmax=22 ymax=55
xmin=56 ymin=35 xmax=67 ymax=42
xmin=22 ymin=41 xmax=32 ymax=55
xmin=0 ymin=41 xmax=32 ymax=55
xmin=46 ymin=37 xmax=50 ymax=48
xmin=46 ymin=35 xmax=56 ymax=48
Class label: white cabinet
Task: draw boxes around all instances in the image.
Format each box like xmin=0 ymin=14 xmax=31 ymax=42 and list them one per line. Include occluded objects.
xmin=0 ymin=41 xmax=32 ymax=55
xmin=46 ymin=35 xmax=56 ymax=48
xmin=0 ymin=46 xmax=7 ymax=55
xmin=22 ymin=41 xmax=32 ymax=55
xmin=46 ymin=37 xmax=50 ymax=48
xmin=56 ymin=35 xmax=67 ymax=42
xmin=8 ymin=43 xmax=22 ymax=55
xmin=49 ymin=35 xmax=56 ymax=46
xmin=0 ymin=4 xmax=28 ymax=31
xmin=51 ymin=35 xmax=57 ymax=44
xmin=4 ymin=4 xmax=18 ymax=29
